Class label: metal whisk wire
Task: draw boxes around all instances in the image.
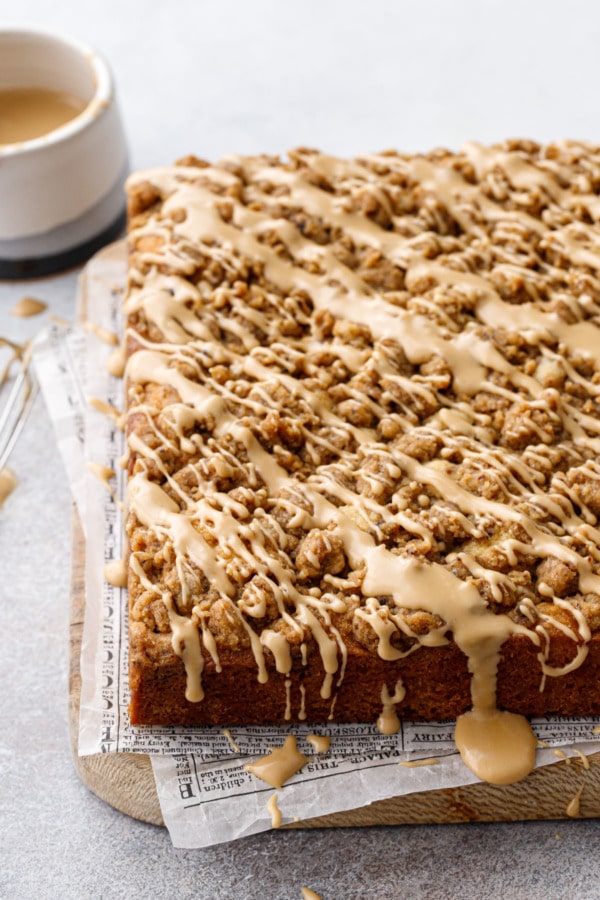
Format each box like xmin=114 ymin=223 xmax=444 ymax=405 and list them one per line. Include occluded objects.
xmin=0 ymin=339 xmax=39 ymax=470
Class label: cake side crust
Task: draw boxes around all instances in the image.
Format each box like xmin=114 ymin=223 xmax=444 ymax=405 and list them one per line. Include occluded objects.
xmin=128 ymin=631 xmax=600 ymax=726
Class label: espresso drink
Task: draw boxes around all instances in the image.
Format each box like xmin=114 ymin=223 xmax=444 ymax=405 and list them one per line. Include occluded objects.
xmin=0 ymin=87 xmax=86 ymax=144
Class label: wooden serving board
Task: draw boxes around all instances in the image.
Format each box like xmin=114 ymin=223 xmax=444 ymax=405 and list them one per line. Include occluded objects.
xmin=69 ymin=511 xmax=600 ymax=829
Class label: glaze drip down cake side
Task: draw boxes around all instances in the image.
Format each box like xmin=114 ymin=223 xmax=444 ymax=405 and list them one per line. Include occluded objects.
xmin=122 ymin=140 xmax=600 ymax=782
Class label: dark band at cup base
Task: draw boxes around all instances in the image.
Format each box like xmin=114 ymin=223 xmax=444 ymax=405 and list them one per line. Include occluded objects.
xmin=0 ymin=208 xmax=127 ymax=280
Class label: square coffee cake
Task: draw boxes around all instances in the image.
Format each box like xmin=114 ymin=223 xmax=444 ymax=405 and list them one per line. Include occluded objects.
xmin=121 ymin=141 xmax=600 ymax=781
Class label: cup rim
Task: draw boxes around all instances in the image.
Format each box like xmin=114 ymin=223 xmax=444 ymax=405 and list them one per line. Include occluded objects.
xmin=0 ymin=26 xmax=114 ymax=159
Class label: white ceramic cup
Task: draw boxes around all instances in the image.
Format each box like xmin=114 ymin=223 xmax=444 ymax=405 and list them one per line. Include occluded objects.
xmin=0 ymin=28 xmax=129 ymax=278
